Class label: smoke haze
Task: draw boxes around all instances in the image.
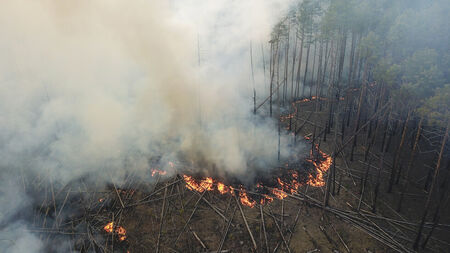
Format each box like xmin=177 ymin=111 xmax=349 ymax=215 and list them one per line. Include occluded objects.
xmin=0 ymin=0 xmax=297 ymax=251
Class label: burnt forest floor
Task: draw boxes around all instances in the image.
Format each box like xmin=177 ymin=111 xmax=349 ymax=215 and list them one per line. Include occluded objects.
xmin=100 ymin=99 xmax=450 ymax=253
xmin=115 ymin=99 xmax=437 ymax=253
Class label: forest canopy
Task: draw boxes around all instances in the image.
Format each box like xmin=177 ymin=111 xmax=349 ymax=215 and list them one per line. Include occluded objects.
xmin=272 ymin=0 xmax=449 ymax=127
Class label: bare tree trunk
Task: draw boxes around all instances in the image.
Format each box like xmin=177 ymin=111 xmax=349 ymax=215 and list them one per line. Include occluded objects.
xmin=397 ymin=116 xmax=424 ymax=212
xmin=284 ymin=28 xmax=290 ymax=106
xmin=388 ymin=110 xmax=411 ymax=193
xmin=250 ymin=42 xmax=256 ymax=114
xmin=358 ymin=159 xmax=372 ymax=211
xmin=302 ymin=39 xmax=311 ymax=97
xmin=295 ymin=32 xmax=304 ymax=98
xmin=347 ymin=32 xmax=356 ymax=88
xmin=373 ymin=127 xmax=388 ymax=213
xmin=327 ymin=42 xmax=338 ymax=132
xmin=309 ymin=38 xmax=317 ymax=97
xmin=422 ymin=161 xmax=450 ymax=249
xmin=291 ymin=29 xmax=298 ymax=101
xmin=336 ymin=29 xmax=347 ymax=88
xmin=270 ymin=43 xmax=274 ymax=117
xmin=324 ymin=87 xmax=340 ymax=206
xmin=318 ymin=40 xmax=330 ymax=112
xmin=261 ymin=43 xmax=267 ymax=94
xmin=321 ymin=40 xmax=331 ymax=92
xmin=277 ymin=43 xmax=281 ymax=105
xmin=312 ymin=40 xmax=324 ymax=148
xmin=350 ymin=80 xmax=366 ymax=161
xmin=270 ymin=40 xmax=280 ymax=117
xmin=413 ymin=122 xmax=448 ymax=250
xmin=380 ymin=109 xmax=391 ymax=152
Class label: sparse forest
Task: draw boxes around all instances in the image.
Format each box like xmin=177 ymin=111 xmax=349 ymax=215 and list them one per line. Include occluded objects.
xmin=1 ymin=0 xmax=449 ymax=252
xmin=255 ymin=0 xmax=450 ymax=251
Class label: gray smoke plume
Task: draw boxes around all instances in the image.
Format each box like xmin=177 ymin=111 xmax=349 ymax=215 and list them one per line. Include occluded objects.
xmin=0 ymin=0 xmax=298 ymax=251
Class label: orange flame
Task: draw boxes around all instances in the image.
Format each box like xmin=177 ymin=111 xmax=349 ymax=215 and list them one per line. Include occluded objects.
xmin=104 ymin=222 xmax=114 ymax=233
xmin=180 ymin=124 xmax=332 ymax=207
xmin=151 ymin=169 xmax=167 ymax=177
xmin=272 ymin=188 xmax=288 ymax=199
xmin=183 ymin=176 xmax=262 ymax=206
xmin=217 ymin=182 xmax=228 ymax=194
xmin=181 ymin=143 xmax=332 ymax=207
xmin=260 ymin=194 xmax=274 ymax=205
xmin=116 ymin=226 xmax=127 ymax=241
xmin=307 ymin=145 xmax=332 ymax=187
xmin=104 ymin=222 xmax=127 ymax=241
xmin=239 ymin=188 xmax=256 ymax=208
xmin=183 ymin=175 xmax=214 ymax=192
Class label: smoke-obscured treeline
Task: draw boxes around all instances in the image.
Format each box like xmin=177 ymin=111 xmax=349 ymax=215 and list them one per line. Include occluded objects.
xmin=260 ymin=0 xmax=449 ymax=250
xmin=0 ymin=0 xmax=449 ymax=252
xmin=264 ymin=0 xmax=448 ymax=124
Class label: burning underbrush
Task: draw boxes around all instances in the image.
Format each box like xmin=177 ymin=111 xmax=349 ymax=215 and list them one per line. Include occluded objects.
xmin=17 ymin=97 xmax=332 ymax=252
xmin=23 ymin=135 xmax=331 ymax=252
xmin=180 ymin=144 xmax=332 ymax=208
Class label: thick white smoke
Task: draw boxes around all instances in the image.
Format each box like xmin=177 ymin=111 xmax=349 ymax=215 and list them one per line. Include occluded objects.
xmin=0 ymin=0 xmax=298 ymax=251
xmin=0 ymin=0 xmax=297 ymax=182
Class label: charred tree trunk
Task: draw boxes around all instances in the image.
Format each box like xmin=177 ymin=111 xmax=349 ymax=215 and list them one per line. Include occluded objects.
xmin=397 ymin=116 xmax=424 ymax=212
xmin=373 ymin=127 xmax=388 ymax=213
xmin=312 ymin=40 xmax=324 ymax=148
xmin=250 ymin=42 xmax=256 ymax=114
xmin=388 ymin=110 xmax=411 ymax=193
xmin=422 ymin=161 xmax=450 ymax=249
xmin=413 ymin=122 xmax=449 ymax=250
xmin=291 ymin=29 xmax=298 ymax=101
xmin=302 ymin=39 xmax=311 ymax=97
xmin=320 ymin=40 xmax=331 ymax=99
xmin=284 ymin=28 xmax=290 ymax=106
xmin=270 ymin=43 xmax=274 ymax=117
xmin=358 ymin=159 xmax=372 ymax=211
xmin=295 ymin=32 xmax=304 ymax=98
xmin=324 ymin=90 xmax=340 ymax=207
xmin=347 ymin=32 xmax=357 ymax=88
xmin=380 ymin=110 xmax=391 ymax=152
xmin=309 ymin=38 xmax=317 ymax=97
xmin=323 ymin=41 xmax=336 ymax=141
xmin=277 ymin=42 xmax=281 ymax=105
xmin=336 ymin=30 xmax=347 ymax=88
xmin=319 ymin=40 xmax=330 ymax=112
xmin=350 ymin=80 xmax=366 ymax=161
xmin=326 ymin=42 xmax=338 ymax=135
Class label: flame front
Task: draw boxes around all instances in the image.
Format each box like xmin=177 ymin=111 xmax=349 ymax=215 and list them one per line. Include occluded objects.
xmin=217 ymin=182 xmax=228 ymax=194
xmin=165 ymin=97 xmax=333 ymax=208
xmin=180 ymin=139 xmax=332 ymax=207
xmin=183 ymin=175 xmax=214 ymax=192
xmin=306 ymin=145 xmax=332 ymax=187
xmin=239 ymin=188 xmax=256 ymax=208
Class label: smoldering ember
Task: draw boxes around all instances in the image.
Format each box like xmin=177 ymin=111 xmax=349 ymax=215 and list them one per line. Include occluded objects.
xmin=0 ymin=1 xmax=449 ymax=253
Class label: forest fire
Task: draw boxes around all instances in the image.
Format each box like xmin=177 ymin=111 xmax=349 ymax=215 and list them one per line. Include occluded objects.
xmin=145 ymin=97 xmax=333 ymax=207
xmin=280 ymin=96 xmax=319 ymax=121
xmin=168 ymin=96 xmax=334 ymax=208
xmin=183 ymin=175 xmax=214 ymax=192
xmin=239 ymin=188 xmax=257 ymax=207
xmin=103 ymin=222 xmax=127 ymax=241
xmin=281 ymin=96 xmax=346 ymax=121
xmin=306 ymin=145 xmax=333 ymax=187
xmin=177 ymin=140 xmax=332 ymax=207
